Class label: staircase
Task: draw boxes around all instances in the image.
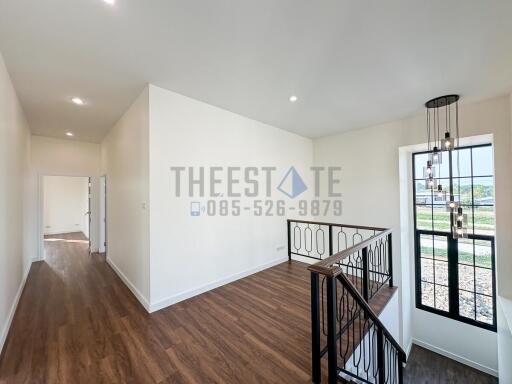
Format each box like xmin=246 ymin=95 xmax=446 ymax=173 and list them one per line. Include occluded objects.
xmin=288 ymin=220 xmax=406 ymax=384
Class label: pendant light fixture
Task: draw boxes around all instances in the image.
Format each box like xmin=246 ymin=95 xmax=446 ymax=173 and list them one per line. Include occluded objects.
xmin=424 ymin=107 xmax=436 ymax=190
xmin=424 ymin=94 xmax=467 ymax=239
xmin=452 ymin=206 xmax=468 ymax=239
xmin=435 ymin=184 xmax=447 ymax=202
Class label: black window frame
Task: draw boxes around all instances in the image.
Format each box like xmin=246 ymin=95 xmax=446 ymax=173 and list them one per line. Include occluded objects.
xmin=412 ymin=143 xmax=497 ymax=332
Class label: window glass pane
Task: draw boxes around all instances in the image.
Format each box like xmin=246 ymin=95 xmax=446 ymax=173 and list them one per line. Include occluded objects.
xmin=473 ymin=177 xmax=494 ymax=205
xmin=434 ymin=261 xmax=448 ymax=285
xmin=433 ymin=236 xmax=448 ymax=261
xmin=472 ymin=146 xmax=493 ymax=177
xmin=459 ymin=265 xmax=475 ymax=292
xmin=476 ymin=295 xmax=493 ymax=324
xmin=419 ymin=234 xmax=433 ymax=258
xmin=458 ymin=238 xmax=474 ymax=266
xmin=475 ymin=267 xmax=493 ymax=296
xmin=433 ymin=205 xmax=450 ymax=232
xmin=473 ymin=206 xmax=495 ymax=236
xmin=474 ymin=239 xmax=492 ymax=268
xmin=415 ymin=182 xmax=430 ymax=204
xmin=421 ymin=282 xmax=435 ymax=308
xmin=414 ymin=153 xmax=429 ymax=179
xmin=460 ymin=291 xmax=475 ymax=320
xmin=452 ymin=148 xmax=471 ymax=177
xmin=464 ymin=209 xmax=475 ymax=236
xmin=416 ymin=206 xmax=432 ymax=231
xmin=436 ymin=157 xmax=450 ymax=179
xmin=421 ymin=258 xmax=434 ymax=283
xmin=435 ymin=285 xmax=449 ymax=312
xmin=453 ymin=178 xmax=472 ymax=205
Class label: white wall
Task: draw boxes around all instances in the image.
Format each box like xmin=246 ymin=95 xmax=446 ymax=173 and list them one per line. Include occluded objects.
xmin=498 ymin=297 xmax=512 ymax=383
xmin=497 ymin=94 xmax=512 ymax=382
xmin=0 ymin=52 xmax=36 ymax=354
xmin=43 ymin=176 xmax=90 ymax=236
xmin=100 ymin=87 xmax=150 ymax=308
xmin=313 ymin=95 xmax=512 ymax=375
xmin=31 ymin=136 xmax=100 ymax=252
xmin=148 ymin=85 xmax=314 ymax=311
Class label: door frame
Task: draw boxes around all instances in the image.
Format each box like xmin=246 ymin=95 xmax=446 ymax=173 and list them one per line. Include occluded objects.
xmin=99 ymin=174 xmax=107 ymax=255
xmin=37 ymin=173 xmax=95 ymax=260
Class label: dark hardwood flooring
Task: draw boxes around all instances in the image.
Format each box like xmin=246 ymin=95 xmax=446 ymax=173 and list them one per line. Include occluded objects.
xmin=0 ymin=232 xmax=497 ymax=383
xmin=404 ymin=345 xmax=497 ymax=383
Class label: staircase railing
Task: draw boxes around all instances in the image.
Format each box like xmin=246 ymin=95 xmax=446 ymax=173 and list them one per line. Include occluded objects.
xmin=287 ymin=219 xmax=406 ymax=383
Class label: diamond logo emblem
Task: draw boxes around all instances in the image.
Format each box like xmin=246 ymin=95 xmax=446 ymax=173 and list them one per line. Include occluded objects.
xmin=277 ymin=166 xmax=308 ymax=198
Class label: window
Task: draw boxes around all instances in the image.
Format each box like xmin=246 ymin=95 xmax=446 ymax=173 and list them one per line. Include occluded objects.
xmin=413 ymin=144 xmax=496 ymax=331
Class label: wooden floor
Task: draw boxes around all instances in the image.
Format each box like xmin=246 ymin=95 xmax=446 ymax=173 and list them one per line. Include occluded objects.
xmin=404 ymin=345 xmax=497 ymax=384
xmin=0 ymin=232 xmax=496 ymax=383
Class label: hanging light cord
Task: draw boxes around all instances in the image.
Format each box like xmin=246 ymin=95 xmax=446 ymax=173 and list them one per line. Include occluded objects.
xmin=433 ymin=107 xmax=437 ymax=147
xmin=427 ymin=109 xmax=431 ymax=152
xmin=456 ymin=101 xmax=461 ymax=199
xmin=436 ymin=103 xmax=440 ymax=148
xmin=448 ymin=101 xmax=451 ymax=136
xmin=445 ymin=99 xmax=448 ymax=137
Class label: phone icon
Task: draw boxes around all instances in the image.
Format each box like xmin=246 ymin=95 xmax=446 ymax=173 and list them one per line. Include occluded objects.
xmin=190 ymin=202 xmax=201 ymax=216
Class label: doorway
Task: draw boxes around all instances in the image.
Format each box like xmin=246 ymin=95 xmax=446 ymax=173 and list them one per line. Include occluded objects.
xmin=41 ymin=175 xmax=91 ymax=256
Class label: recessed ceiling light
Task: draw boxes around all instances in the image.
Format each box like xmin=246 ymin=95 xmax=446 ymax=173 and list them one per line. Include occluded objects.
xmin=66 ymin=132 xmax=74 ymax=137
xmin=103 ymin=0 xmax=115 ymax=5
xmin=289 ymin=95 xmax=298 ymax=103
xmin=71 ymin=97 xmax=84 ymax=105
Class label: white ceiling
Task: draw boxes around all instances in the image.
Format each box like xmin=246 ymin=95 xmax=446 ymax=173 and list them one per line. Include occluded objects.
xmin=1 ymin=1 xmax=512 ymax=143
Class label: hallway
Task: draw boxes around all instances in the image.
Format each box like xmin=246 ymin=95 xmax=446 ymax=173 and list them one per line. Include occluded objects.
xmin=0 ymin=233 xmax=149 ymax=383
xmin=0 ymin=233 xmax=498 ymax=383
xmin=1 ymin=233 xmax=326 ymax=383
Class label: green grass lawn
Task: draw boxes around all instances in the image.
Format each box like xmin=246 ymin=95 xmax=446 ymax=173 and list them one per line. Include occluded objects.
xmin=415 ymin=208 xmax=495 ymax=234
xmin=420 ymin=246 xmax=492 ymax=268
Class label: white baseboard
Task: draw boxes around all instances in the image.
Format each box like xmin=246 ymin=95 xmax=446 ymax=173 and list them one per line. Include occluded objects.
xmin=149 ymin=257 xmax=288 ymax=313
xmin=106 ymin=257 xmax=150 ymax=312
xmin=43 ymin=228 xmax=84 ymax=235
xmin=405 ymin=338 xmax=414 ymax=358
xmin=0 ymin=262 xmax=31 ymax=356
xmin=412 ymin=338 xmax=498 ymax=377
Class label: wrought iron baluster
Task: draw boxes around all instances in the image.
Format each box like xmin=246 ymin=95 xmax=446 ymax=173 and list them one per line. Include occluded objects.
xmin=293 ymin=223 xmax=301 ymax=252
xmin=315 ymin=225 xmax=325 ymax=258
xmin=304 ymin=224 xmax=313 ymax=255
xmin=338 ymin=227 xmax=347 ymax=253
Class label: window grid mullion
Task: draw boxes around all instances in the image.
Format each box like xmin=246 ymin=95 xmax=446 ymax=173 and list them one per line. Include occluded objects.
xmin=448 ymin=148 xmax=458 ymax=318
xmin=470 ymin=147 xmax=477 ymax=321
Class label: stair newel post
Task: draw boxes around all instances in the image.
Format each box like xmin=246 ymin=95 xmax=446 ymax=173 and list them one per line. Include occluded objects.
xmin=287 ymin=220 xmax=292 ymax=262
xmin=329 ymin=225 xmax=333 ymax=256
xmin=326 ymin=275 xmax=338 ymax=384
xmin=377 ymin=328 xmax=385 ymax=384
xmin=398 ymin=354 xmax=404 ymax=384
xmin=310 ymin=272 xmax=321 ymax=383
xmin=387 ymin=232 xmax=393 ymax=287
xmin=362 ymin=246 xmax=369 ymax=302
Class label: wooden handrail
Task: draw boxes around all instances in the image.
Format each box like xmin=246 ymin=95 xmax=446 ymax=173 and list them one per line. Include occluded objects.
xmin=307 ymin=228 xmax=392 ymax=277
xmin=287 ymin=219 xmax=387 ymax=232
